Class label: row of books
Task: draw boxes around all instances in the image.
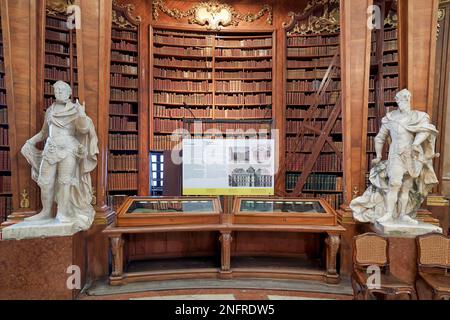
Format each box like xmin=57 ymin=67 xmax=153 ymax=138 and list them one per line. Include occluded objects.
xmin=216 ymin=81 xmax=271 ymax=92
xmin=0 ymin=76 xmax=4 ymax=89
xmin=215 ymin=94 xmax=272 ymax=105
xmin=285 ymin=174 xmax=343 ymax=191
xmin=155 ymin=57 xmax=212 ymax=68
xmin=216 ymin=38 xmax=272 ymax=47
xmin=154 ymin=119 xmax=183 ymax=132
xmin=215 ymin=71 xmax=271 ymax=79
xmin=384 ymin=52 xmax=398 ymax=63
xmin=108 ymin=154 xmax=138 ymax=171
xmin=287 ymin=36 xmax=339 ymax=46
xmin=111 ymin=51 xmax=137 ymax=63
xmin=287 ymin=46 xmax=337 ymax=56
xmin=108 ymin=173 xmax=138 ymax=190
xmin=287 ymin=69 xmax=339 ymax=79
xmin=287 ymin=80 xmax=340 ymax=91
xmin=384 ymin=29 xmax=398 ymax=40
xmin=110 ymin=103 xmax=137 ymax=115
xmin=286 ymin=92 xmax=340 ymax=105
xmin=109 ymin=116 xmax=138 ymax=131
xmin=154 ymin=47 xmax=213 ymax=56
xmin=45 ymin=30 xmax=72 ymax=43
xmin=0 ymin=109 xmax=7 ymax=123
xmin=367 ymin=136 xmax=376 ymax=152
xmin=154 ymin=79 xmax=212 ymax=91
xmin=287 ymin=57 xmax=334 ymax=68
xmin=154 ymin=34 xmax=212 ymax=47
xmin=366 ymin=153 xmax=377 ymax=171
xmin=286 ymin=119 xmax=342 ymax=134
xmin=154 ymin=105 xmax=211 ymax=118
xmin=110 ymin=89 xmax=138 ymax=101
xmin=367 ymin=118 xmax=380 ymax=133
xmin=215 ymin=60 xmax=272 ymax=68
xmin=45 ymin=54 xmax=70 ymax=67
xmin=45 ymin=43 xmax=70 ymax=55
xmin=384 ymin=76 xmax=398 ymax=88
xmin=0 ymin=196 xmax=12 ymax=223
xmin=154 ymin=93 xmax=213 ymax=105
xmin=109 ymin=134 xmax=138 ymax=150
xmin=0 ymin=128 xmax=8 ymax=145
xmin=44 ymin=68 xmax=71 ymax=81
xmin=46 ymin=17 xmax=68 ymax=29
xmin=368 ymin=106 xmax=377 ymax=117
xmin=112 ymin=41 xmax=138 ymax=52
xmin=0 ymin=150 xmax=10 ymax=170
xmin=111 ymin=64 xmax=138 ymax=75
xmin=384 ymin=39 xmax=398 ymax=51
xmin=215 ymin=49 xmax=272 ymax=57
xmin=154 ymin=69 xmax=211 ymax=79
xmin=184 ymin=122 xmax=270 ymax=132
xmin=286 ymin=137 xmax=342 ymax=153
xmin=384 ymin=65 xmax=398 ymax=74
xmin=153 ymin=135 xmax=181 ymax=150
xmin=384 ymin=89 xmax=399 ymax=102
xmin=112 ymin=29 xmax=138 ymax=41
xmin=110 ymin=74 xmax=138 ymax=87
xmin=320 ymin=193 xmax=343 ymax=210
xmin=0 ymin=175 xmax=11 ymax=192
xmin=107 ymin=194 xmax=129 ymax=210
xmin=215 ymin=107 xmax=271 ymax=119
xmin=286 ymin=153 xmax=342 ymax=172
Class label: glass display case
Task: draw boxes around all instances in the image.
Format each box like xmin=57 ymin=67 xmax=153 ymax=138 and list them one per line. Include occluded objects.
xmin=116 ymin=196 xmax=223 ymax=227
xmin=232 ymin=197 xmax=337 ymax=226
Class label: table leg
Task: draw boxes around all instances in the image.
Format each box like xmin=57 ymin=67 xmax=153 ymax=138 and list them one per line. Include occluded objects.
xmin=325 ymin=234 xmax=341 ymax=284
xmin=110 ymin=235 xmax=124 ymax=284
xmin=219 ymin=231 xmax=232 ymax=279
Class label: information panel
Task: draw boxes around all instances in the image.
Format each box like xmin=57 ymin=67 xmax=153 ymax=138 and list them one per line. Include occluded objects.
xmin=183 ymin=139 xmax=275 ymax=196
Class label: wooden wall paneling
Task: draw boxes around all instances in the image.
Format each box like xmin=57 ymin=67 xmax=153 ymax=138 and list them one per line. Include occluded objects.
xmin=1 ymin=0 xmax=40 ymax=220
xmin=398 ymin=0 xmax=439 ymax=114
xmin=340 ymin=0 xmax=373 ymax=203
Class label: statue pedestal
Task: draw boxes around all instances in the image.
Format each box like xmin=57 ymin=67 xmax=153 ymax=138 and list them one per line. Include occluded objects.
xmin=0 ymin=232 xmax=87 ymax=299
xmin=373 ymin=220 xmax=442 ymax=238
xmin=2 ymin=219 xmax=79 ymax=240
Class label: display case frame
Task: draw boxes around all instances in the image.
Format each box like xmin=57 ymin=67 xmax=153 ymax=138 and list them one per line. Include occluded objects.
xmin=116 ymin=196 xmax=223 ymax=227
xmin=232 ymin=197 xmax=338 ymax=226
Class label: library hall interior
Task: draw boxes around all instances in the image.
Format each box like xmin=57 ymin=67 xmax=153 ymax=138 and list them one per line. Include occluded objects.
xmin=0 ymin=0 xmax=450 ymax=302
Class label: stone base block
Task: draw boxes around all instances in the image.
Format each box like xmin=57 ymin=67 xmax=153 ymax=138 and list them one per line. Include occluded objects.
xmin=2 ymin=219 xmax=78 ymax=240
xmin=0 ymin=232 xmax=86 ymax=300
xmin=373 ymin=220 xmax=442 ymax=238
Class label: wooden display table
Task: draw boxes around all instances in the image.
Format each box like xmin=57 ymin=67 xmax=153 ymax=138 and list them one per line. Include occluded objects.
xmin=104 ymin=222 xmax=345 ymax=285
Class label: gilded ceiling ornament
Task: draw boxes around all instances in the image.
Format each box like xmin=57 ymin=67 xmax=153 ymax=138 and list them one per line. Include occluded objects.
xmin=46 ymin=0 xmax=74 ymax=16
xmin=112 ymin=0 xmax=141 ymax=30
xmin=152 ymin=0 xmax=273 ymax=31
xmin=287 ymin=2 xmax=340 ymax=35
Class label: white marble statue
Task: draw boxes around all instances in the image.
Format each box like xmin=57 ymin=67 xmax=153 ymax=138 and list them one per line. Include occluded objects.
xmin=18 ymin=81 xmax=99 ymax=234
xmin=350 ymin=89 xmax=440 ymax=228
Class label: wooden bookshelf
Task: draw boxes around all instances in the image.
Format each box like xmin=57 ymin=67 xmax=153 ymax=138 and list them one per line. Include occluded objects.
xmin=150 ymin=27 xmax=274 ymax=151
xmin=283 ymin=2 xmax=343 ymax=210
xmin=0 ymin=14 xmax=11 ymax=223
xmin=44 ymin=13 xmax=78 ymax=110
xmin=107 ymin=3 xmax=141 ymax=210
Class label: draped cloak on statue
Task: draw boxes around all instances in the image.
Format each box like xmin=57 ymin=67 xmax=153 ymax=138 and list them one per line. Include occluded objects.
xmin=21 ymin=101 xmax=99 ymax=231
xmin=350 ymin=110 xmax=439 ymax=223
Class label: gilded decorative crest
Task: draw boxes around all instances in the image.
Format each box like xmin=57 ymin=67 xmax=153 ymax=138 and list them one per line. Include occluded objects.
xmin=152 ymin=0 xmax=273 ymax=31
xmin=46 ymin=0 xmax=74 ymax=16
xmin=285 ymin=0 xmax=340 ymax=35
xmin=112 ymin=0 xmax=141 ymax=30
xmin=384 ymin=10 xmax=398 ymax=28
xmin=20 ymin=189 xmax=30 ymax=209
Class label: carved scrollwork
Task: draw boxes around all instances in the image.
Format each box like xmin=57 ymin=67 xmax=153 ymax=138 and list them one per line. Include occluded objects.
xmin=46 ymin=0 xmax=74 ymax=16
xmin=112 ymin=0 xmax=141 ymax=30
xmin=437 ymin=8 xmax=446 ymax=38
xmin=152 ymin=0 xmax=273 ymax=31
xmin=285 ymin=0 xmax=340 ymax=35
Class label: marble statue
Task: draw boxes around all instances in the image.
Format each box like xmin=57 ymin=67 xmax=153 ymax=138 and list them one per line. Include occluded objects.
xmin=350 ymin=89 xmax=440 ymax=231
xmin=10 ymin=81 xmax=99 ymax=238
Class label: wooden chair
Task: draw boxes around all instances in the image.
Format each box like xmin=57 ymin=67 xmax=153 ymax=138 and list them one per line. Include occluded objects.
xmin=351 ymin=233 xmax=417 ymax=300
xmin=416 ymin=233 xmax=450 ymax=300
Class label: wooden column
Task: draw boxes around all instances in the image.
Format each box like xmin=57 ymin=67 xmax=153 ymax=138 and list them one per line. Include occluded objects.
xmin=398 ymin=0 xmax=439 ymax=114
xmin=340 ymin=0 xmax=373 ymax=204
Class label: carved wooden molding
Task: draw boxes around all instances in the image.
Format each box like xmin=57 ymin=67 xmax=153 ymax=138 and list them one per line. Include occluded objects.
xmin=46 ymin=0 xmax=74 ymax=16
xmin=112 ymin=0 xmax=142 ymax=30
xmin=152 ymin=0 xmax=273 ymax=31
xmin=284 ymin=0 xmax=340 ymax=35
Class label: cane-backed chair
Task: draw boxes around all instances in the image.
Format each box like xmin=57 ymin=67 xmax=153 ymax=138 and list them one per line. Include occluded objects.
xmin=416 ymin=233 xmax=450 ymax=300
xmin=351 ymin=233 xmax=417 ymax=300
